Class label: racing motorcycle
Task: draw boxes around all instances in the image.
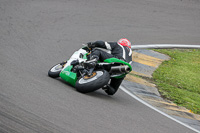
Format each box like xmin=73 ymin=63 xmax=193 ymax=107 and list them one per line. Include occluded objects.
xmin=48 ymin=46 xmax=132 ymax=94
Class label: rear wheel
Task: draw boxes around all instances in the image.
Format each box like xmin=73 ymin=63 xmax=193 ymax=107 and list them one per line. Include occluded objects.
xmin=75 ymin=70 xmax=110 ymax=93
xmin=48 ymin=62 xmax=66 ymax=78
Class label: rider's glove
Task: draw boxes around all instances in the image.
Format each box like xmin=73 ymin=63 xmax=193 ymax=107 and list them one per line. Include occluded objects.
xmin=87 ymin=42 xmax=95 ymax=49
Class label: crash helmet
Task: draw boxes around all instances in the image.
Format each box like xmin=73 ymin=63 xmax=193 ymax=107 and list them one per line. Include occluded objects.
xmin=117 ymin=38 xmax=131 ymax=48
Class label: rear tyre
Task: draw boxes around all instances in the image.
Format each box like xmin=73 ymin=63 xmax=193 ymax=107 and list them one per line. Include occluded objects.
xmin=75 ymin=70 xmax=110 ymax=93
xmin=48 ymin=63 xmax=64 ymax=78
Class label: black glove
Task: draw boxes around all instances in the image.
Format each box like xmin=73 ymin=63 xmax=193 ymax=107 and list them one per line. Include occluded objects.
xmin=87 ymin=42 xmax=95 ymax=49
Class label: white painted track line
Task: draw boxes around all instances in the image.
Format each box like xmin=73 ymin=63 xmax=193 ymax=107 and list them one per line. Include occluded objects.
xmin=120 ymin=86 xmax=200 ymax=133
xmin=131 ymin=44 xmax=200 ymax=50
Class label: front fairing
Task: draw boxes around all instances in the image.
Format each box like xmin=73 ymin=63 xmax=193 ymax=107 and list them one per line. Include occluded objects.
xmin=59 ymin=47 xmax=88 ymax=86
xmin=60 ymin=65 xmax=77 ymax=86
xmin=64 ymin=48 xmax=88 ymax=67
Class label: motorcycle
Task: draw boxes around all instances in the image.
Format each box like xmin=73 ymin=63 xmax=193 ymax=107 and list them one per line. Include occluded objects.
xmin=48 ymin=46 xmax=132 ymax=94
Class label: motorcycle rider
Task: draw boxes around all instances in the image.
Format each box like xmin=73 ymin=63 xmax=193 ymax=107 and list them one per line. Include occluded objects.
xmin=86 ymin=38 xmax=132 ymax=95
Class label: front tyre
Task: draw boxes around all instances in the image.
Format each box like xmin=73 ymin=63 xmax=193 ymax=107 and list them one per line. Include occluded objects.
xmin=75 ymin=70 xmax=110 ymax=93
xmin=48 ymin=63 xmax=64 ymax=78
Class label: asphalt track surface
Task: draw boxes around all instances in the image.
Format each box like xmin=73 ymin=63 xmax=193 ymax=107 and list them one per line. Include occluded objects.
xmin=1 ymin=0 xmax=200 ymax=133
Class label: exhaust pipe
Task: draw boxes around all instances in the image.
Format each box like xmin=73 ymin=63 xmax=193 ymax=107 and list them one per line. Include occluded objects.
xmin=109 ymin=65 xmax=130 ymax=74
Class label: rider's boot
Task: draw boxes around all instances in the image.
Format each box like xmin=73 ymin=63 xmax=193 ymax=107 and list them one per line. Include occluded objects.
xmin=102 ymin=85 xmax=116 ymax=95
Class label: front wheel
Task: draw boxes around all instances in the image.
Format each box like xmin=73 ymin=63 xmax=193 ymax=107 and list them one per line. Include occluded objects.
xmin=48 ymin=62 xmax=66 ymax=78
xmin=75 ymin=70 xmax=110 ymax=93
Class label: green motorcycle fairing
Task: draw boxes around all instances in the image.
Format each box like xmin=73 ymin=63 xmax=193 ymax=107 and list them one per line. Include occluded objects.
xmin=59 ymin=65 xmax=77 ymax=87
xmin=59 ymin=51 xmax=88 ymax=87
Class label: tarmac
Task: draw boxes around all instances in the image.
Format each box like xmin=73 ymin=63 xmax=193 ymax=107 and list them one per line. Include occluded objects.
xmin=123 ymin=49 xmax=200 ymax=131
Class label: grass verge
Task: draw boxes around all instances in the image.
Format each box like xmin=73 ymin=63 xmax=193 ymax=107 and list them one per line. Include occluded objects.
xmin=153 ymin=49 xmax=200 ymax=114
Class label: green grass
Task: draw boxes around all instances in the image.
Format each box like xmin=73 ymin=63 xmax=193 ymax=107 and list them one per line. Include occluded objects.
xmin=152 ymin=49 xmax=200 ymax=114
